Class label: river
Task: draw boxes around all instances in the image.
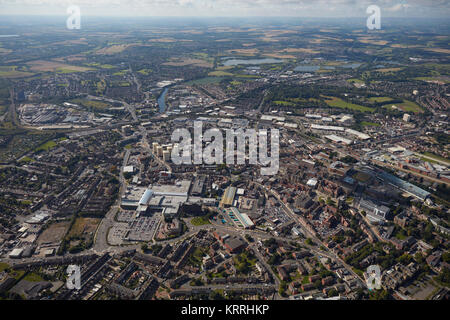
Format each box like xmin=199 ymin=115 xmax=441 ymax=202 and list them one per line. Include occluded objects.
xmin=157 ymin=87 xmax=168 ymax=113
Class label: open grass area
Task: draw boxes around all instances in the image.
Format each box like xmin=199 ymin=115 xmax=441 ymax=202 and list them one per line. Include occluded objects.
xmin=375 ymin=67 xmax=403 ymax=73
xmin=188 ymin=247 xmax=207 ymax=267
xmin=34 ymin=140 xmax=57 ymax=152
xmin=71 ymin=99 xmax=111 ymax=111
xmin=347 ymin=78 xmax=364 ymax=84
xmin=27 ymin=60 xmax=92 ymax=73
xmin=56 ymin=67 xmax=84 ymax=74
xmin=0 ymin=262 xmax=9 ymax=272
xmin=324 ymin=96 xmax=374 ymax=112
xmin=18 ymin=156 xmax=33 ymax=163
xmin=68 ymin=217 xmax=101 ymax=238
xmin=86 ymin=63 xmax=115 ymax=69
xmin=23 ymin=272 xmax=44 ymax=282
xmin=368 ymin=96 xmax=393 ymax=103
xmin=0 ymin=66 xmax=34 ymax=78
xmin=138 ymin=69 xmax=152 ymax=75
xmin=361 ymin=121 xmax=380 ymax=127
xmin=10 ymin=269 xmax=25 ymax=280
xmin=185 ymin=77 xmax=224 ymax=85
xmin=421 ymin=152 xmax=450 ymax=165
xmin=113 ymin=70 xmax=128 ymax=76
xmin=383 ymin=100 xmax=423 ymax=113
xmin=274 ymin=100 xmax=296 ymax=107
xmin=191 ymin=216 xmax=211 ymax=226
xmin=414 ymin=77 xmax=450 ymax=84
xmin=208 ymin=70 xmax=234 ymax=77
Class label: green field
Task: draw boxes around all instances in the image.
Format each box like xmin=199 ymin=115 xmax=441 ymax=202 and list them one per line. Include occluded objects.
xmin=361 ymin=121 xmax=381 ymax=127
xmin=71 ymin=99 xmax=111 ymax=110
xmin=138 ymin=69 xmax=152 ymax=75
xmin=86 ymin=63 xmax=115 ymax=69
xmin=113 ymin=70 xmax=128 ymax=76
xmin=191 ymin=216 xmax=211 ymax=226
xmin=19 ymin=156 xmax=33 ymax=163
xmin=23 ymin=272 xmax=44 ymax=282
xmin=34 ymin=140 xmax=57 ymax=152
xmin=274 ymin=100 xmax=296 ymax=106
xmin=414 ymin=77 xmax=450 ymax=84
xmin=383 ymin=100 xmax=423 ymax=113
xmin=368 ymin=96 xmax=393 ymax=103
xmin=56 ymin=67 xmax=84 ymax=74
xmin=208 ymin=70 xmax=234 ymax=77
xmin=0 ymin=262 xmax=9 ymax=272
xmin=185 ymin=77 xmax=224 ymax=85
xmin=0 ymin=66 xmax=34 ymax=78
xmin=324 ymin=96 xmax=374 ymax=113
xmin=421 ymin=152 xmax=450 ymax=165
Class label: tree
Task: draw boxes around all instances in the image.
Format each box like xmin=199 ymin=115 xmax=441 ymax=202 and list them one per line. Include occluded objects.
xmin=436 ymin=267 xmax=450 ymax=286
xmin=369 ymin=289 xmax=390 ymax=300
xmin=210 ymin=290 xmax=223 ymax=300
xmin=328 ymin=288 xmax=338 ymax=297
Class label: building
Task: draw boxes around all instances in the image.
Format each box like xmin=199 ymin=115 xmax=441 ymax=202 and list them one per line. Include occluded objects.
xmin=191 ymin=175 xmax=206 ymax=196
xmin=220 ymin=186 xmax=236 ymax=208
xmin=223 ymin=237 xmax=246 ymax=254
xmin=403 ymin=114 xmax=411 ymax=122
xmin=163 ymin=150 xmax=171 ymax=162
xmin=120 ymin=180 xmax=191 ymax=218
xmin=9 ymin=248 xmax=24 ymax=259
xmin=224 ymin=207 xmax=255 ymax=229
xmin=377 ymin=171 xmax=430 ymax=201
xmin=123 ymin=166 xmax=135 ymax=174
xmin=358 ymin=198 xmax=390 ymax=224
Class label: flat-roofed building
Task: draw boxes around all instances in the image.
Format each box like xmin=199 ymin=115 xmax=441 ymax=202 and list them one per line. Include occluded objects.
xmin=225 ymin=207 xmax=255 ymax=229
xmin=220 ymin=186 xmax=236 ymax=208
xmin=191 ymin=175 xmax=206 ymax=196
xmin=9 ymin=248 xmax=24 ymax=259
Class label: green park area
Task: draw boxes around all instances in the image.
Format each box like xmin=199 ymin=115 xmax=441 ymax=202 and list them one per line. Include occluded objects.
xmin=324 ymin=96 xmax=374 ymax=113
xmin=383 ymin=100 xmax=423 ymax=113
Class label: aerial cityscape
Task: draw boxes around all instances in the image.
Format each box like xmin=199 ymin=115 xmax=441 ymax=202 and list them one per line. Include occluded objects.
xmin=0 ymin=0 xmax=449 ymax=306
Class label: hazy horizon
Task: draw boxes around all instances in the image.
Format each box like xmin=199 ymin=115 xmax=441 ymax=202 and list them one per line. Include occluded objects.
xmin=0 ymin=0 xmax=449 ymax=18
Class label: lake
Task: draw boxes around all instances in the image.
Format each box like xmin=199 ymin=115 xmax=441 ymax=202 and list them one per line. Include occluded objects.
xmin=294 ymin=65 xmax=320 ymax=72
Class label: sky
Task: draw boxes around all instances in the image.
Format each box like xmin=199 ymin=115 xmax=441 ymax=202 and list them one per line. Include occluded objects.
xmin=0 ymin=0 xmax=449 ymax=18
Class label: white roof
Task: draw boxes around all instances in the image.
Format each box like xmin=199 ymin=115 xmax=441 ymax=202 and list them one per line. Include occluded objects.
xmin=123 ymin=166 xmax=134 ymax=173
xmin=9 ymin=248 xmax=24 ymax=257
xmin=306 ymin=178 xmax=318 ymax=187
